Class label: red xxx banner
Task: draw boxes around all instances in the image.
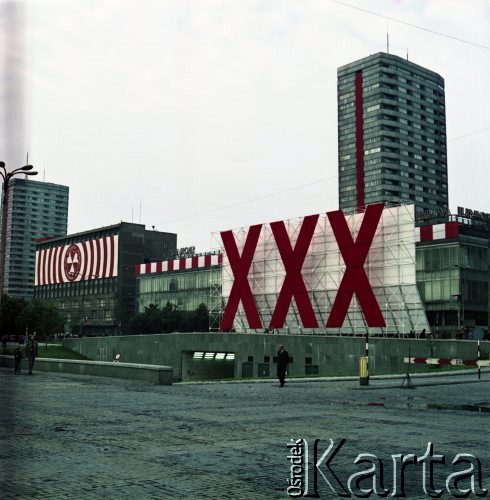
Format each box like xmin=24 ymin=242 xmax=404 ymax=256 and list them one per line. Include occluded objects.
xmin=220 ymin=204 xmax=387 ymax=330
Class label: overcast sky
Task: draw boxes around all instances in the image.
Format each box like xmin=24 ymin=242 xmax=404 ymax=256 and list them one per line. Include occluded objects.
xmin=1 ymin=0 xmax=489 ymax=252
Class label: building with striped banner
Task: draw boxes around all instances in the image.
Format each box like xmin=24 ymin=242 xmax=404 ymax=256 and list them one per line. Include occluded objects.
xmin=415 ymin=210 xmax=489 ymax=338
xmin=135 ymin=252 xmax=223 ymax=328
xmin=34 ymin=222 xmax=176 ymax=336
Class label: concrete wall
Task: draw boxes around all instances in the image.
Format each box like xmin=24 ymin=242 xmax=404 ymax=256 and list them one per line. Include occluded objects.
xmin=0 ymin=356 xmax=173 ymax=385
xmin=62 ymin=333 xmax=489 ymax=382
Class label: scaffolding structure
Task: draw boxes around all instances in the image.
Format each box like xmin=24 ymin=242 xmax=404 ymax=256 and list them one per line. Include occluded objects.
xmin=211 ymin=204 xmax=430 ymax=336
xmin=209 ymin=271 xmax=223 ymax=331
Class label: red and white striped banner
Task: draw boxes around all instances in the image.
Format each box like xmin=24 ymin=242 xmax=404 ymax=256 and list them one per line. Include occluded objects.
xmin=35 ymin=235 xmax=119 ymax=285
xmin=415 ymin=222 xmax=459 ymax=243
xmin=404 ymin=357 xmax=490 ymax=367
xmin=135 ymin=253 xmax=222 ymax=276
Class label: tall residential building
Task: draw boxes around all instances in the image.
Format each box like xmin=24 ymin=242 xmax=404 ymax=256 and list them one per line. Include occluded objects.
xmin=1 ymin=178 xmax=69 ymax=299
xmin=337 ymin=52 xmax=448 ymax=215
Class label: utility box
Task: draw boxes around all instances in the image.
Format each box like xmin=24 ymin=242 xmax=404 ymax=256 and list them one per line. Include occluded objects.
xmin=359 ymin=356 xmax=369 ymax=386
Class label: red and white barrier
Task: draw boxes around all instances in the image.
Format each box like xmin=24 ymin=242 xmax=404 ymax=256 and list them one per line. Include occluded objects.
xmin=404 ymin=357 xmax=490 ymax=368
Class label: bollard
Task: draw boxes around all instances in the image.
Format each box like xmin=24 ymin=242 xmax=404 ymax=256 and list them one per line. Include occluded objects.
xmin=359 ymin=356 xmax=369 ymax=386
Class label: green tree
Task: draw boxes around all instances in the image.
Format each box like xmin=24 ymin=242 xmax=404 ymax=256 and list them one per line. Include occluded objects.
xmin=0 ymin=296 xmax=63 ymax=341
xmin=128 ymin=312 xmax=146 ymax=335
xmin=144 ymin=304 xmax=165 ymax=334
xmin=0 ymin=295 xmax=28 ymax=339
xmin=192 ymin=303 xmax=209 ymax=332
xmin=24 ymin=300 xmax=64 ymax=340
xmin=128 ymin=302 xmax=209 ymax=334
xmin=161 ymin=302 xmax=181 ymax=332
xmin=128 ymin=304 xmax=165 ymax=334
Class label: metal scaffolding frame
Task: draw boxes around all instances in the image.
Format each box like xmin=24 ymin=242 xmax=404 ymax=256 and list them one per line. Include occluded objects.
xmin=211 ymin=204 xmax=430 ymax=336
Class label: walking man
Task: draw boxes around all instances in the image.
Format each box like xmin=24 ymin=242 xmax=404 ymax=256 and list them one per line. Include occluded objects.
xmin=25 ymin=335 xmax=38 ymax=375
xmin=277 ymin=344 xmax=290 ymax=387
xmin=14 ymin=343 xmax=23 ymax=374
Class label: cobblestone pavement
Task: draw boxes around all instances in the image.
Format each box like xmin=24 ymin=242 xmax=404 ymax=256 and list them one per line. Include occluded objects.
xmin=1 ymin=369 xmax=489 ymax=499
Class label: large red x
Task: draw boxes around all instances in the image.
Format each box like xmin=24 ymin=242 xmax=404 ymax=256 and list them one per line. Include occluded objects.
xmin=220 ymin=224 xmax=263 ymax=330
xmin=326 ymin=204 xmax=386 ymax=328
xmin=270 ymin=214 xmax=319 ymax=328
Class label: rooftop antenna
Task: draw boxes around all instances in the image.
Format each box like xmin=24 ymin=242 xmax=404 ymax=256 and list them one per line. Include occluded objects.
xmin=25 ymin=152 xmax=29 ymax=178
xmin=386 ymin=21 xmax=390 ymax=54
xmin=406 ymin=49 xmax=409 ymax=61
xmin=43 ymin=169 xmax=45 ymax=182
xmin=139 ymin=201 xmax=142 ymax=224
xmin=131 ymin=206 xmax=134 ymax=223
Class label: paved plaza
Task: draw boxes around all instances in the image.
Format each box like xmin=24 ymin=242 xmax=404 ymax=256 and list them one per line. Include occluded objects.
xmin=1 ymin=368 xmax=489 ymax=499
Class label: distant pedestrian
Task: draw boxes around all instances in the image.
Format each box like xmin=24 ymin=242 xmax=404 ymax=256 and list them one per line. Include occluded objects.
xmin=13 ymin=344 xmax=23 ymax=375
xmin=24 ymin=335 xmax=38 ymax=375
xmin=1 ymin=334 xmax=7 ymax=350
xmin=277 ymin=344 xmax=290 ymax=387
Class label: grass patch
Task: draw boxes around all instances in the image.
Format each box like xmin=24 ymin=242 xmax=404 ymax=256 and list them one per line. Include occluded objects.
xmin=2 ymin=345 xmax=88 ymax=360
xmin=38 ymin=345 xmax=89 ymax=360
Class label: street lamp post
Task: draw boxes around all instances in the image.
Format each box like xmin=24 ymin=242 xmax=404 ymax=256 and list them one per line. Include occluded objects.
xmin=451 ymin=293 xmax=464 ymax=337
xmin=0 ymin=162 xmax=38 ymax=296
xmin=453 ymin=264 xmax=464 ymax=337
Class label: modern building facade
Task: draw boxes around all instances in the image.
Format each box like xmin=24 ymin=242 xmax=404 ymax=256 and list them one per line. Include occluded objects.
xmin=34 ymin=222 xmax=176 ymax=335
xmin=1 ymin=178 xmax=69 ymax=299
xmin=135 ymin=252 xmax=223 ymax=329
xmin=415 ymin=210 xmax=489 ymax=338
xmin=134 ymin=205 xmax=434 ymax=337
xmin=338 ymin=52 xmax=448 ymax=215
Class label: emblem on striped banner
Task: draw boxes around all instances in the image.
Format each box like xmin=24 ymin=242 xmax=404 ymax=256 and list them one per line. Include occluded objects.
xmin=64 ymin=244 xmax=81 ymax=281
xmin=35 ymin=235 xmax=119 ymax=285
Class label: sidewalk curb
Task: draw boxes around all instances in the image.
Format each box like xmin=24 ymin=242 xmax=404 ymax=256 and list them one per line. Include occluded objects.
xmin=177 ymin=368 xmax=484 ymax=385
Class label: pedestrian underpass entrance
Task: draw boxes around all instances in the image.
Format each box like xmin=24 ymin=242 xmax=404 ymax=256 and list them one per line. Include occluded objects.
xmin=181 ymin=350 xmax=235 ymax=381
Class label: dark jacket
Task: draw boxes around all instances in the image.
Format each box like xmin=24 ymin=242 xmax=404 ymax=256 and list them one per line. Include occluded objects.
xmin=277 ymin=348 xmax=289 ymax=368
xmin=14 ymin=348 xmax=23 ymax=361
xmin=25 ymin=339 xmax=38 ymax=359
